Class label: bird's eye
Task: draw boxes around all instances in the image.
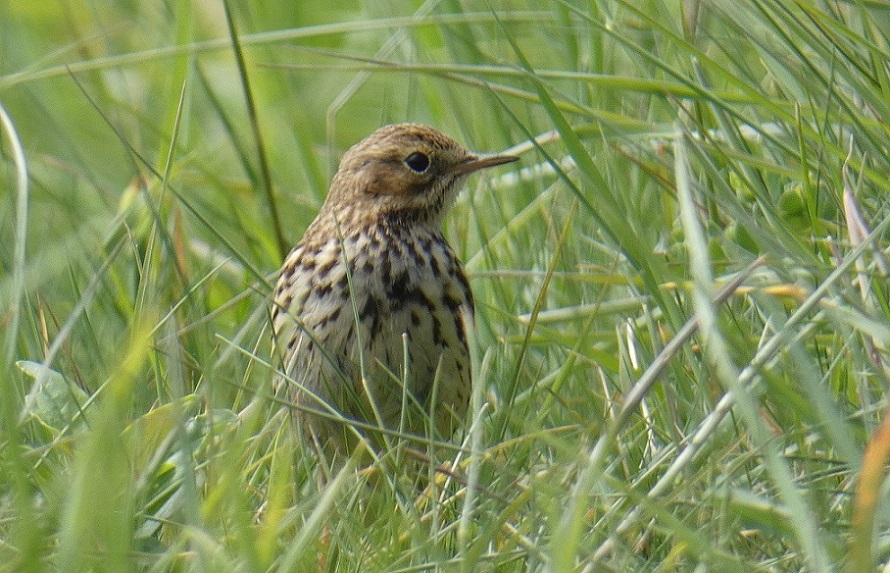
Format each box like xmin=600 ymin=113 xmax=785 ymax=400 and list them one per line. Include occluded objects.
xmin=404 ymin=152 xmax=431 ymax=173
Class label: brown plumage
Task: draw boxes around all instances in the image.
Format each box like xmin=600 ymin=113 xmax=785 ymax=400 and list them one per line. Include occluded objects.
xmin=272 ymin=123 xmax=517 ymax=462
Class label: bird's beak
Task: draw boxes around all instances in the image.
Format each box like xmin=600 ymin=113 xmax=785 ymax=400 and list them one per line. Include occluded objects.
xmin=452 ymin=153 xmax=519 ymax=175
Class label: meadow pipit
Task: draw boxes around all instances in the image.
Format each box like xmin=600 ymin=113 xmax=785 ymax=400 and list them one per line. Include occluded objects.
xmin=272 ymin=124 xmax=517 ymax=460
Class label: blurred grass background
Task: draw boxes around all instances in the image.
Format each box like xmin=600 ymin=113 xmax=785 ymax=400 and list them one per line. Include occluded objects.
xmin=2 ymin=0 xmax=890 ymax=571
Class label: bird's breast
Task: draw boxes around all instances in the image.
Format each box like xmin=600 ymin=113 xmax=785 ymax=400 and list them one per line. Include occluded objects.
xmin=272 ymin=223 xmax=473 ymax=433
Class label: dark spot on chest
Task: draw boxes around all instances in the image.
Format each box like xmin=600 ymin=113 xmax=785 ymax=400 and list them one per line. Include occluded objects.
xmin=380 ymin=255 xmax=393 ymax=285
xmin=317 ymin=306 xmax=342 ymax=328
xmin=315 ymin=257 xmax=337 ymax=280
xmin=360 ymin=295 xmax=383 ymax=335
xmin=431 ymin=313 xmax=445 ymax=347
xmin=387 ymin=271 xmax=410 ymax=308
xmin=314 ymin=281 xmax=332 ymax=298
xmin=281 ymin=263 xmax=298 ymax=282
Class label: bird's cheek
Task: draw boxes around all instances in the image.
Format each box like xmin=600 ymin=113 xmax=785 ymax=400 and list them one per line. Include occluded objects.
xmin=366 ymin=174 xmax=426 ymax=197
xmin=363 ymin=172 xmax=393 ymax=196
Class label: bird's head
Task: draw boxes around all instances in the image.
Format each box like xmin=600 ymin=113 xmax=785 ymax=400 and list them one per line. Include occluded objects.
xmin=323 ymin=123 xmax=518 ymax=227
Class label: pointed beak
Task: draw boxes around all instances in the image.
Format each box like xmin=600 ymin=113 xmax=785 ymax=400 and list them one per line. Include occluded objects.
xmin=452 ymin=153 xmax=519 ymax=175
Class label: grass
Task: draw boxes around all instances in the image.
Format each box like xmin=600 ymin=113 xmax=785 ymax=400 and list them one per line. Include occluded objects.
xmin=2 ymin=0 xmax=890 ymax=571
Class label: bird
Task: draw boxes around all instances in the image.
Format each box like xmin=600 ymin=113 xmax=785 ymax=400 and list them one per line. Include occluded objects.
xmin=271 ymin=123 xmax=517 ymax=466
